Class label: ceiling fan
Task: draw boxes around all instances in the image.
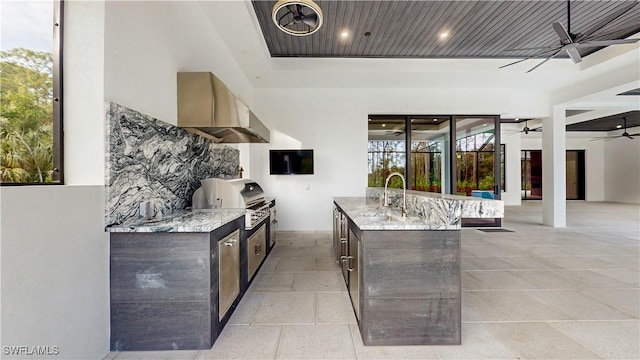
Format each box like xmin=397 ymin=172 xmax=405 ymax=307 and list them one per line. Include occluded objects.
xmin=272 ymin=0 xmax=323 ymax=36
xmin=592 ymin=117 xmax=639 ymax=140
xmin=500 ymin=0 xmax=640 ymax=72
xmin=505 ymin=121 xmax=542 ymax=136
xmin=385 ymin=129 xmax=405 ymax=136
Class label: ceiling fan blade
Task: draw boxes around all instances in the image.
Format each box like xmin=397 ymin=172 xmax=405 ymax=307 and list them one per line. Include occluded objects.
xmin=499 ymin=48 xmax=561 ymax=69
xmin=576 ymin=39 xmax=640 ymax=47
xmin=626 ymin=135 xmax=635 ymax=139
xmin=576 ymin=2 xmax=639 ymax=41
xmin=526 ymin=50 xmax=563 ymax=72
xmin=503 ymin=46 xmax=558 ymax=52
xmin=287 ymin=4 xmax=299 ymax=16
xmin=582 ymin=24 xmax=640 ymax=41
xmin=302 ymin=12 xmax=319 ymax=28
xmin=499 ymin=58 xmax=530 ymax=69
xmin=277 ymin=9 xmax=293 ymax=24
xmin=565 ymin=46 xmax=582 ymax=63
xmin=553 ymin=22 xmax=573 ymax=44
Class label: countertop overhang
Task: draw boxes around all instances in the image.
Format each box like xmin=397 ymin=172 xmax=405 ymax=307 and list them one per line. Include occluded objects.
xmin=105 ymin=209 xmax=246 ymax=233
xmin=334 ymin=197 xmax=460 ymax=230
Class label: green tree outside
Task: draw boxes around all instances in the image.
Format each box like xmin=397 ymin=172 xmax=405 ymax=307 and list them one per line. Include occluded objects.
xmin=0 ymin=48 xmax=54 ymax=183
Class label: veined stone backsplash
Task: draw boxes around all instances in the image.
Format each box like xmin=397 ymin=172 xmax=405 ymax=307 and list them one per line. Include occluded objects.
xmin=366 ymin=187 xmax=504 ymax=225
xmin=366 ymin=187 xmax=462 ymax=226
xmin=105 ymin=102 xmax=239 ymax=227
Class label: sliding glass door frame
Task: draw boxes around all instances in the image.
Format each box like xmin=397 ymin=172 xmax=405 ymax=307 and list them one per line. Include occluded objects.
xmin=368 ymin=114 xmax=502 ymax=226
xmin=450 ymin=115 xmax=502 ymax=199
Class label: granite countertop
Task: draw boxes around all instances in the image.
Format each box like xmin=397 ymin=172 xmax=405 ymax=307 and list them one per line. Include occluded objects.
xmin=106 ymin=209 xmax=246 ymax=233
xmin=333 ymin=197 xmax=460 ymax=230
xmin=367 ymin=187 xmax=504 ymax=219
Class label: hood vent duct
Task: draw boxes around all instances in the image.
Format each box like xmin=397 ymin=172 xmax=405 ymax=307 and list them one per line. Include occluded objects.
xmin=177 ymin=72 xmax=270 ymax=143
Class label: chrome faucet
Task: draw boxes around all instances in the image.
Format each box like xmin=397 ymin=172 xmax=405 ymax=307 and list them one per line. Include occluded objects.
xmin=384 ymin=172 xmax=406 ymax=218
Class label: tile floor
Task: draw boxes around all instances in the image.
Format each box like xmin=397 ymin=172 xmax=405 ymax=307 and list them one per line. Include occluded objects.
xmin=106 ymin=201 xmax=639 ymax=360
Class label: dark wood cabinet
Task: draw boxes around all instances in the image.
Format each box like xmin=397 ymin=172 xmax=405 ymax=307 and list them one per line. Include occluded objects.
xmin=110 ymin=216 xmax=254 ymax=351
xmin=334 ymin=202 xmax=461 ymax=346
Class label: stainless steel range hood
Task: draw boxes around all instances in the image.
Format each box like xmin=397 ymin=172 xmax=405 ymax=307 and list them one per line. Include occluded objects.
xmin=177 ymin=72 xmax=269 ymax=143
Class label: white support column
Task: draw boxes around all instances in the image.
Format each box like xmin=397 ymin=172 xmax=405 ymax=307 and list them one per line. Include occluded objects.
xmin=501 ymin=123 xmax=522 ymax=206
xmin=542 ymin=106 xmax=567 ymax=227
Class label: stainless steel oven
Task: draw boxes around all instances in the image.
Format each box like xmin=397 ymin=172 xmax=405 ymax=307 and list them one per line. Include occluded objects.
xmin=269 ymin=204 xmax=277 ymax=248
xmin=247 ymin=223 xmax=267 ymax=281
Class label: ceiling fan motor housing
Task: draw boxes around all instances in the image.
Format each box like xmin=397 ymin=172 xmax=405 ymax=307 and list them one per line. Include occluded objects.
xmin=272 ymin=0 xmax=323 ymax=36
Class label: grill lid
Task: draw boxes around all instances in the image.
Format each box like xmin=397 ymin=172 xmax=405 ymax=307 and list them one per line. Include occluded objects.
xmin=196 ymin=178 xmax=266 ymax=209
xmin=235 ymin=180 xmax=266 ymax=208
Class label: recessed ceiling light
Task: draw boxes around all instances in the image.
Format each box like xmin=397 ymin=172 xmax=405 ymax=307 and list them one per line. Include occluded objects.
xmin=439 ymin=32 xmax=449 ymax=39
xmin=433 ymin=118 xmax=438 ymax=122
xmin=382 ymin=124 xmax=386 ymax=127
xmin=616 ymin=124 xmax=622 ymax=128
xmin=340 ymin=30 xmax=349 ymax=39
xmin=483 ymin=124 xmax=487 ymax=126
xmin=515 ymin=118 xmax=520 ymax=121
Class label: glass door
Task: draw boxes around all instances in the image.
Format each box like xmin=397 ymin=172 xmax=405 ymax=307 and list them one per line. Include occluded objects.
xmin=409 ymin=117 xmax=449 ymax=193
xmin=454 ymin=116 xmax=501 ymax=227
xmin=453 ymin=116 xmax=501 ymax=198
xmin=522 ymin=150 xmax=584 ymax=200
xmin=521 ymin=150 xmax=543 ymax=200
xmin=566 ymin=150 xmax=585 ymax=200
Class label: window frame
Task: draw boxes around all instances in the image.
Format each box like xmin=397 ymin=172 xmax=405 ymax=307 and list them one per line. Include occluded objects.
xmin=1 ymin=0 xmax=64 ymax=186
xmin=52 ymin=0 xmax=64 ymax=184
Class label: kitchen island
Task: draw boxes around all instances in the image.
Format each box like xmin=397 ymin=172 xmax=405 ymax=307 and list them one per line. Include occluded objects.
xmin=334 ymin=189 xmax=503 ymax=346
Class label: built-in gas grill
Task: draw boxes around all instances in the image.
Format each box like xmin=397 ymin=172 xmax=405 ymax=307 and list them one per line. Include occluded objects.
xmin=193 ymin=178 xmax=270 ymax=229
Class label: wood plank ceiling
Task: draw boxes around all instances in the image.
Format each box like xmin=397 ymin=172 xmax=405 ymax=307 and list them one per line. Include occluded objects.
xmin=252 ymin=0 xmax=640 ymax=59
xmin=566 ymin=111 xmax=640 ymax=131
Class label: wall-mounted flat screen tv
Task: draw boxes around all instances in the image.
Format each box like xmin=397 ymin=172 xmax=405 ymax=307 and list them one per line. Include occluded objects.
xmin=269 ymin=149 xmax=314 ymax=175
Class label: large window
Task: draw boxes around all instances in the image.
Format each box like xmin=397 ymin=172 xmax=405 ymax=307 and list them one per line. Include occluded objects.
xmin=409 ymin=117 xmax=448 ymax=192
xmin=1 ymin=0 xmax=63 ymax=184
xmin=454 ymin=117 xmax=506 ymax=195
xmin=368 ymin=115 xmax=503 ymax=195
xmin=367 ymin=117 xmax=406 ymax=189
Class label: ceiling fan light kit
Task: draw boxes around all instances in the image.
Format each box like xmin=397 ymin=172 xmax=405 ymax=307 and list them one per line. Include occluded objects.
xmin=272 ymin=0 xmax=323 ymax=36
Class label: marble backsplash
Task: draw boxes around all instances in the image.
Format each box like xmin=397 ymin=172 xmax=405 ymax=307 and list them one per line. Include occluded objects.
xmin=366 ymin=187 xmax=504 ymax=224
xmin=105 ymin=102 xmax=239 ymax=227
xmin=366 ymin=187 xmax=462 ymax=226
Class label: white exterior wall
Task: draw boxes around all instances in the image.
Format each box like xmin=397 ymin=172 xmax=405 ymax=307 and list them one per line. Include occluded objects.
xmin=0 ymin=186 xmax=109 ymax=359
xmin=252 ymin=88 xmax=551 ymax=231
xmin=501 ymin=124 xmax=523 ymax=206
xmin=1 ymin=1 xmax=256 ymax=359
xmin=1 ymin=2 xmax=110 ymax=359
xmin=103 ymin=1 xmax=254 ymax=124
xmin=604 ymin=138 xmax=640 ymax=204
